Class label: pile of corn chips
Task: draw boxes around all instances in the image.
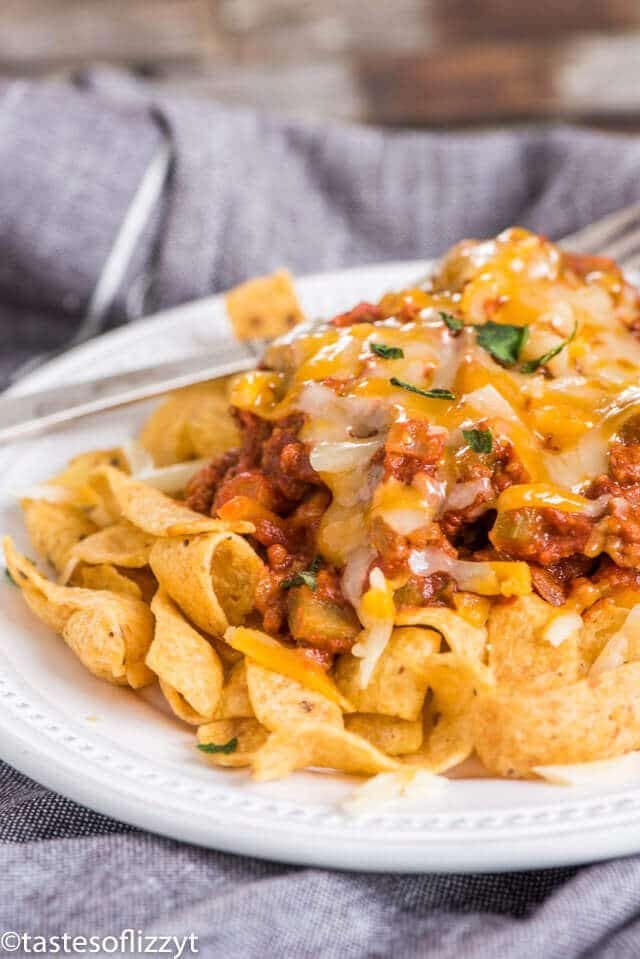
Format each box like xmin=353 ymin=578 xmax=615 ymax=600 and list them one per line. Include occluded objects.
xmin=5 ymin=381 xmax=640 ymax=794
xmin=6 ymin=268 xmax=640 ymax=799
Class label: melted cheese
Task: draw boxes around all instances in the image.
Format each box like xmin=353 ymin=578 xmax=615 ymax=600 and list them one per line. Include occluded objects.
xmin=497 ymin=483 xmax=595 ymax=515
xmin=231 ymin=227 xmax=640 ymax=604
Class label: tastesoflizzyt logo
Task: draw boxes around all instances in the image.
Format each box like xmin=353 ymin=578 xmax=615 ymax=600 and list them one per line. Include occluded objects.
xmin=0 ymin=929 xmax=199 ymax=956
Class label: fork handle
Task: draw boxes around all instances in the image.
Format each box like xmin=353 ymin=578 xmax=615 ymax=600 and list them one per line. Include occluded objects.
xmin=0 ymin=347 xmax=256 ymax=445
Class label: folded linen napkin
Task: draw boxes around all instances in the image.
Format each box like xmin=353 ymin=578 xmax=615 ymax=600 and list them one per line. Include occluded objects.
xmin=2 ymin=71 xmax=640 ymax=958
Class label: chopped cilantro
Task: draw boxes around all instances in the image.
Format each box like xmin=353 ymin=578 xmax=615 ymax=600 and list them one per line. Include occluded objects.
xmin=462 ymin=428 xmax=493 ymax=454
xmin=198 ymin=738 xmax=238 ymax=755
xmin=370 ymin=342 xmax=404 ymax=360
xmin=440 ymin=311 xmax=463 ymax=333
xmin=282 ymin=556 xmax=322 ymax=591
xmin=520 ymin=322 xmax=578 ymax=374
xmin=390 ymin=377 xmax=455 ymax=400
xmin=4 ymin=567 xmax=15 ymax=587
xmin=475 ymin=321 xmax=529 ymax=366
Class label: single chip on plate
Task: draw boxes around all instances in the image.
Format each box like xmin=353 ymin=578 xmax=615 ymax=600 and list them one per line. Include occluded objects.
xmin=226 ymin=269 xmax=305 ymax=340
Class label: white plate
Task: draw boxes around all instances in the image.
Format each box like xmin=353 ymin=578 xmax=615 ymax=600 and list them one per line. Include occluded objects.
xmin=3 ymin=259 xmax=640 ymax=874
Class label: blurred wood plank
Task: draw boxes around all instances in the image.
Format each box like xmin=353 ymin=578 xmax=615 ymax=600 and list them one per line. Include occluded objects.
xmin=213 ymin=0 xmax=430 ymax=57
xmin=0 ymin=0 xmax=219 ymax=69
xmin=2 ymin=0 xmax=640 ymax=128
xmin=431 ymin=0 xmax=640 ymax=40
xmin=357 ymin=33 xmax=640 ymax=125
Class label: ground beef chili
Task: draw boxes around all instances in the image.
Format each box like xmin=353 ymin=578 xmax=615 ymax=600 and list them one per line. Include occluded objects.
xmin=185 ymin=449 xmax=240 ymax=515
xmin=608 ymin=414 xmax=640 ymax=486
xmin=331 ymin=301 xmax=383 ymax=327
xmin=259 ymin=413 xmax=322 ymax=503
xmin=383 ymin=419 xmax=446 ymax=484
xmin=186 ymin=409 xmax=358 ymax=660
xmin=186 ymin=411 xmax=322 ymax=516
xmin=489 ymin=507 xmax=595 ymax=566
xmin=530 ymin=555 xmax=596 ymax=607
xmin=393 ymin=571 xmax=454 ymax=609
xmin=592 ymin=555 xmax=640 ymax=592
xmin=441 ymin=434 xmax=529 ymax=543
xmin=185 ymin=378 xmax=640 ymax=651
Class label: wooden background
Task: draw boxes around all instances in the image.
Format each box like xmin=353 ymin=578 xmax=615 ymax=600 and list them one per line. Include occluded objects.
xmin=1 ymin=0 xmax=639 ymax=127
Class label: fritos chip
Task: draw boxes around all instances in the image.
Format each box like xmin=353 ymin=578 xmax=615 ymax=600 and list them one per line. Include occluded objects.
xmin=334 ymin=626 xmax=441 ymax=721
xmin=147 ymin=589 xmax=224 ymax=724
xmin=197 ymin=718 xmax=268 ymax=767
xmin=345 ymin=714 xmax=423 ymax=756
xmin=590 ymin=603 xmax=640 ymax=677
xmin=245 ymin=660 xmax=343 ymax=731
xmin=3 ymin=537 xmax=154 ymax=688
xmin=73 ymin=563 xmax=143 ymax=599
xmin=487 ymin=595 xmax=581 ymax=688
xmin=150 ymin=533 xmax=263 ymax=636
xmin=404 ymin=654 xmax=493 ymax=774
xmin=473 ymin=662 xmax=640 ymax=777
xmin=226 ymin=269 xmax=305 ymax=341
xmin=395 ymin=607 xmax=486 ymax=662
xmin=62 ymin=522 xmax=155 ymax=583
xmin=22 ymin=499 xmax=98 ymax=575
xmin=580 ymin=598 xmax=633 ymax=671
xmin=53 ymin=449 xmax=129 ymax=489
xmin=215 ymin=660 xmax=254 ymax=719
xmin=140 ymin=379 xmax=240 ymax=467
xmin=62 ymin=522 xmax=155 ymax=582
xmin=252 ymin=720 xmax=401 ymax=782
xmin=87 ymin=466 xmax=252 ymax=537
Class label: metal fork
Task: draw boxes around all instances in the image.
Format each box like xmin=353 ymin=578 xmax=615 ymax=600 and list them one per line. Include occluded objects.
xmin=559 ymin=204 xmax=640 ymax=270
xmin=4 ymin=202 xmax=640 ymax=444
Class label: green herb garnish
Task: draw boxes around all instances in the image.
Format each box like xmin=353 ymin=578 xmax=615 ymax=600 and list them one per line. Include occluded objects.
xmin=282 ymin=556 xmax=322 ymax=591
xmin=4 ymin=568 xmax=15 ymax=587
xmin=520 ymin=322 xmax=578 ymax=374
xmin=462 ymin=428 xmax=493 ymax=454
xmin=475 ymin=321 xmax=529 ymax=366
xmin=390 ymin=377 xmax=455 ymax=401
xmin=198 ymin=738 xmax=238 ymax=755
xmin=440 ymin=311 xmax=463 ymax=333
xmin=370 ymin=342 xmax=404 ymax=360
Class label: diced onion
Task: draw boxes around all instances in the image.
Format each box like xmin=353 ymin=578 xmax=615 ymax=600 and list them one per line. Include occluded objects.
xmin=135 ymin=458 xmax=209 ymax=494
xmin=590 ymin=604 xmax=640 ymax=677
xmin=341 ymin=546 xmax=376 ymax=608
xmin=17 ymin=484 xmax=75 ymax=504
xmin=309 ymin=437 xmax=383 ymax=474
xmin=120 ymin=439 xmax=154 ymax=475
xmin=533 ymin=751 xmax=640 ymax=786
xmin=444 ymin=477 xmax=492 ymax=512
xmin=408 ymin=547 xmax=530 ymax=596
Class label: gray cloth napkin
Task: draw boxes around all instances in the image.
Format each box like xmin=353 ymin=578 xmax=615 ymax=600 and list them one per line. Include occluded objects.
xmin=3 ymin=72 xmax=640 ymax=958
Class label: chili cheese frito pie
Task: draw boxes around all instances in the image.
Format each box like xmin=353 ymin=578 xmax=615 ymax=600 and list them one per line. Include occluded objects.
xmin=9 ymin=226 xmax=640 ymax=797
